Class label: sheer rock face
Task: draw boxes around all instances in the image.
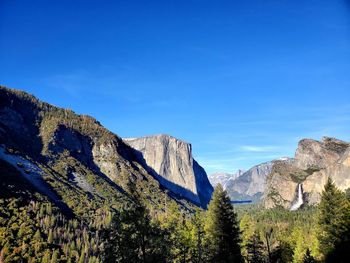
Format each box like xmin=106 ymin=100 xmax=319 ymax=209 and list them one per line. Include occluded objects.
xmin=124 ymin=135 xmax=213 ymax=207
xmin=264 ymin=137 xmax=350 ymax=209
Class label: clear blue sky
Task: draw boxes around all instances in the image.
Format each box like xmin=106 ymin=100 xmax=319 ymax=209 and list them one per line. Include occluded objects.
xmin=1 ymin=0 xmax=350 ymax=174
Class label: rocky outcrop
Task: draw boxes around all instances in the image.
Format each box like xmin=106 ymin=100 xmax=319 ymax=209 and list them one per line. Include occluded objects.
xmin=294 ymin=137 xmax=348 ymax=169
xmin=124 ymin=135 xmax=213 ymax=207
xmin=264 ymin=137 xmax=350 ymax=209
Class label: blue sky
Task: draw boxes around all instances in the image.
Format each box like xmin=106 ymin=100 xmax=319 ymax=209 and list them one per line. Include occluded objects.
xmin=1 ymin=0 xmax=350 ymax=174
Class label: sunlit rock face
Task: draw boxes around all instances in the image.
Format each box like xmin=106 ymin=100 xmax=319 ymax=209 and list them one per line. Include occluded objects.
xmin=124 ymin=135 xmax=213 ymax=208
xmin=264 ymin=137 xmax=350 ymax=209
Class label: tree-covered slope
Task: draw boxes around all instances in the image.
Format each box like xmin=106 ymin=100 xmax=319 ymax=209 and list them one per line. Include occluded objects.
xmin=0 ymin=86 xmax=197 ymax=219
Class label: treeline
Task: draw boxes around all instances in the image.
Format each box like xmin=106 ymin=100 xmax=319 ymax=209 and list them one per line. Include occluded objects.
xmin=0 ymin=178 xmax=349 ymax=262
xmin=102 ymin=179 xmax=350 ymax=263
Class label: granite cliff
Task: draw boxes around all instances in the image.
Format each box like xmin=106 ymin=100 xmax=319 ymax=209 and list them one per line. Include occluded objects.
xmin=264 ymin=137 xmax=350 ymax=209
xmin=124 ymin=135 xmax=213 ymax=207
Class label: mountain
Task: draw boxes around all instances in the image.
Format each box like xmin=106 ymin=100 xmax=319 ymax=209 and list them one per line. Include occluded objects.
xmin=0 ymin=85 xmax=212 ymax=220
xmin=225 ymin=161 xmax=279 ymax=201
xmin=263 ymin=137 xmax=350 ymax=209
xmin=124 ymin=135 xmax=213 ymax=207
xmin=213 ymin=158 xmax=290 ymax=202
xmin=208 ymin=170 xmax=245 ymax=189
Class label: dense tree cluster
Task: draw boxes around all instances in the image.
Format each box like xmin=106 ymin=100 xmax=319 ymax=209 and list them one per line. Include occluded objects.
xmin=1 ymin=177 xmax=349 ymax=262
xmin=0 ymin=197 xmax=109 ymax=262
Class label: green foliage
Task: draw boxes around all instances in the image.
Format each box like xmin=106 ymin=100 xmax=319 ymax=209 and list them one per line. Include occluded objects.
xmin=239 ymin=214 xmax=255 ymax=259
xmin=302 ymin=249 xmax=316 ymax=263
xmin=0 ymin=197 xmax=105 ymax=262
xmin=205 ymin=185 xmax=243 ymax=263
xmin=317 ymin=177 xmax=350 ymax=263
xmin=291 ymin=226 xmax=308 ymax=263
xmin=245 ymin=231 xmax=265 ymax=263
xmin=103 ymin=182 xmax=169 ymax=262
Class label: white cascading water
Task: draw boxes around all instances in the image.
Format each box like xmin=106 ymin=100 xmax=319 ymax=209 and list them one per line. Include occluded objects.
xmin=290 ymin=183 xmax=304 ymax=211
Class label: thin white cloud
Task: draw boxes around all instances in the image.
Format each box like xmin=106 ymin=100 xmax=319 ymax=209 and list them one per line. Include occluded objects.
xmin=240 ymin=145 xmax=279 ymax=152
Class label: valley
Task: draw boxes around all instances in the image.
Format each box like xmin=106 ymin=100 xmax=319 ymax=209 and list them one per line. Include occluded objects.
xmin=0 ymin=86 xmax=349 ymax=262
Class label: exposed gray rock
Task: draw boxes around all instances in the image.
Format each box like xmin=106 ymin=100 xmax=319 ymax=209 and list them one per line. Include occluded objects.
xmin=223 ymin=158 xmax=292 ymax=202
xmin=124 ymin=135 xmax=213 ymax=207
xmin=263 ymin=137 xmax=350 ymax=209
xmin=295 ymin=137 xmax=348 ymax=169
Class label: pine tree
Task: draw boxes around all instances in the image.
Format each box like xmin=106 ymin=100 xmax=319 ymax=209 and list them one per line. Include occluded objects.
xmin=42 ymin=250 xmax=51 ymax=263
xmin=159 ymin=202 xmax=194 ymax=262
xmin=291 ymin=226 xmax=307 ymax=263
xmin=239 ymin=214 xmax=255 ymax=260
xmin=47 ymin=229 xmax=54 ymax=243
xmin=246 ymin=231 xmax=265 ymax=263
xmin=103 ymin=180 xmax=168 ymax=262
xmin=50 ymin=249 xmax=59 ymax=263
xmin=317 ymin=177 xmax=350 ymax=262
xmin=205 ymin=184 xmax=243 ymax=263
xmin=190 ymin=208 xmax=205 ymax=263
xmin=79 ymin=251 xmax=85 ymax=263
xmin=302 ymin=249 xmax=316 ymax=263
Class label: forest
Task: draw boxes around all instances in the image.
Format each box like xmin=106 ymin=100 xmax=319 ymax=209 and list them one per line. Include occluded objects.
xmin=1 ymin=174 xmax=349 ymax=263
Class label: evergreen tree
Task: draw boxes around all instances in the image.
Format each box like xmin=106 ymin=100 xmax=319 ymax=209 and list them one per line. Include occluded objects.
xmin=291 ymin=226 xmax=307 ymax=263
xmin=317 ymin=177 xmax=350 ymax=262
xmin=205 ymin=184 xmax=243 ymax=263
xmin=190 ymin=208 xmax=205 ymax=263
xmin=50 ymin=249 xmax=59 ymax=263
xmin=246 ymin=231 xmax=265 ymax=263
xmin=270 ymin=241 xmax=293 ymax=263
xmin=239 ymin=214 xmax=255 ymax=260
xmin=42 ymin=250 xmax=51 ymax=263
xmin=79 ymin=251 xmax=85 ymax=263
xmin=103 ymin=180 xmax=168 ymax=262
xmin=302 ymin=249 xmax=316 ymax=263
xmin=47 ymin=229 xmax=54 ymax=243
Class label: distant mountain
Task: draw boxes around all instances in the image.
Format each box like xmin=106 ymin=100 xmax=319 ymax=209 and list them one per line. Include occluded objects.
xmin=208 ymin=170 xmax=245 ymax=189
xmin=211 ymin=158 xmax=292 ymax=202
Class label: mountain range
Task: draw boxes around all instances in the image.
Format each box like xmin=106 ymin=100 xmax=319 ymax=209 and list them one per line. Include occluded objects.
xmin=210 ymin=138 xmax=350 ymax=209
xmin=1 ymin=85 xmax=349 ymax=214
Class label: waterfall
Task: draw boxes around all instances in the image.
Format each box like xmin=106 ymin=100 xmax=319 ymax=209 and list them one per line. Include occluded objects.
xmin=290 ymin=183 xmax=304 ymax=211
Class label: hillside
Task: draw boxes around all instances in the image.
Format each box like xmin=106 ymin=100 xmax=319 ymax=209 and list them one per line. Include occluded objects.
xmin=0 ymin=85 xmax=208 ymax=219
